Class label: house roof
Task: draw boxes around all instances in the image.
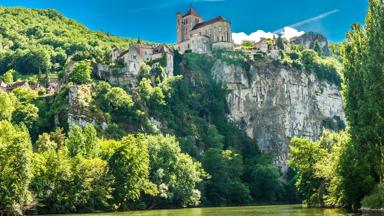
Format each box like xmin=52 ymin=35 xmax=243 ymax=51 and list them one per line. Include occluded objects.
xmin=117 ymin=50 xmax=130 ymax=59
xmin=192 ymin=16 xmax=229 ymax=30
xmin=183 ymin=7 xmax=201 ymax=18
xmin=0 ymin=81 xmax=7 ymax=88
xmin=6 ymin=81 xmax=29 ymax=91
xmin=153 ymin=44 xmax=173 ymax=54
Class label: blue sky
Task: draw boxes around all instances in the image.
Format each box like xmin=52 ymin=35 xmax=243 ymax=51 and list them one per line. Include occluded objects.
xmin=0 ymin=0 xmax=368 ymax=43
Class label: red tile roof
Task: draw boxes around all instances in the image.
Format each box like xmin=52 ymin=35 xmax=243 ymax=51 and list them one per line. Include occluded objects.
xmin=192 ymin=16 xmax=229 ymax=30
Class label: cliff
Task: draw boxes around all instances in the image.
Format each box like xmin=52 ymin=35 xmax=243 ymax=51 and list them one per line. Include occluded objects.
xmin=211 ymin=58 xmax=345 ymax=171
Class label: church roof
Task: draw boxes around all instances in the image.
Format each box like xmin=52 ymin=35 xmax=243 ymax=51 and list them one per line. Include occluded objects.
xmin=192 ymin=16 xmax=229 ymax=30
xmin=183 ymin=7 xmax=201 ymax=17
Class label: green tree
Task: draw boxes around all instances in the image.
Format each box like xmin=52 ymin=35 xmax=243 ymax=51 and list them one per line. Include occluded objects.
xmin=108 ymin=134 xmax=152 ymax=209
xmin=66 ymin=124 xmax=99 ymax=157
xmin=15 ymin=46 xmax=52 ymax=74
xmin=35 ymin=132 xmax=57 ymax=152
xmin=11 ymin=87 xmax=38 ymax=104
xmin=247 ymin=159 xmax=286 ymax=202
xmin=288 ymin=137 xmax=326 ymax=206
xmin=0 ymin=121 xmax=33 ymax=215
xmin=203 ymin=149 xmax=251 ymax=205
xmin=70 ymin=61 xmax=92 ymax=84
xmin=145 ymin=135 xmax=206 ymax=208
xmin=2 ymin=69 xmax=15 ymax=83
xmin=0 ymin=91 xmax=15 ymax=120
xmin=341 ymin=0 xmax=384 ymax=209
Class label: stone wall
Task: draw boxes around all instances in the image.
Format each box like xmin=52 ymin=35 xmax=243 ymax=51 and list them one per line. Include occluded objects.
xmin=191 ymin=20 xmax=232 ymax=43
xmin=176 ymin=35 xmax=212 ymax=54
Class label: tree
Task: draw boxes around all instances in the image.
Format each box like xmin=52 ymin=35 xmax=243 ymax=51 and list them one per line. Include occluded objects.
xmin=0 ymin=121 xmax=33 ymax=215
xmin=2 ymin=69 xmax=15 ymax=83
xmin=202 ymin=149 xmax=251 ymax=205
xmin=35 ymin=132 xmax=57 ymax=152
xmin=108 ymin=134 xmax=152 ymax=209
xmin=240 ymin=41 xmax=254 ymax=50
xmin=12 ymin=103 xmax=39 ymax=130
xmin=288 ymin=137 xmax=326 ymax=206
xmin=0 ymin=91 xmax=15 ymax=120
xmin=70 ymin=60 xmax=92 ymax=84
xmin=30 ymin=150 xmax=73 ymax=213
xmin=15 ymin=46 xmax=52 ymax=74
xmin=313 ymin=41 xmax=322 ymax=56
xmin=145 ymin=135 xmax=206 ymax=208
xmin=66 ymin=124 xmax=98 ymax=157
xmin=276 ymin=36 xmax=285 ymax=50
xmin=341 ymin=0 xmax=384 ymax=209
xmin=247 ymin=161 xmax=286 ymax=202
xmin=11 ymin=87 xmax=38 ymax=104
xmin=205 ymin=125 xmax=224 ymax=149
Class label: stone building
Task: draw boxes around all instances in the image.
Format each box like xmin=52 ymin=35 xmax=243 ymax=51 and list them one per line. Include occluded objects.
xmin=175 ymin=7 xmax=234 ymax=54
xmin=111 ymin=43 xmax=174 ymax=76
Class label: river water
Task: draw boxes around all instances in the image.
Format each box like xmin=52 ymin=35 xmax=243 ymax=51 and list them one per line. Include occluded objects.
xmin=58 ymin=205 xmax=383 ymax=216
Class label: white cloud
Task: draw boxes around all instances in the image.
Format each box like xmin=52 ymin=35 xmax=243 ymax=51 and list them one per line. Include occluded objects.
xmin=232 ymin=27 xmax=305 ymax=45
xmin=232 ymin=30 xmax=276 ymax=45
xmin=280 ymin=27 xmax=305 ymax=40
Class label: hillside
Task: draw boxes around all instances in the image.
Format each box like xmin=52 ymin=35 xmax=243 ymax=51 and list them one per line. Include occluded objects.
xmin=0 ymin=7 xmax=345 ymax=215
xmin=0 ymin=7 xmax=146 ymax=75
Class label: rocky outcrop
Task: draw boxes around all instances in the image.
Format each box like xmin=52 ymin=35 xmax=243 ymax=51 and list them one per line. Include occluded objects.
xmin=68 ymin=84 xmax=107 ymax=129
xmin=291 ymin=32 xmax=330 ymax=56
xmin=211 ymin=60 xmax=345 ymax=171
xmin=96 ymin=64 xmax=138 ymax=88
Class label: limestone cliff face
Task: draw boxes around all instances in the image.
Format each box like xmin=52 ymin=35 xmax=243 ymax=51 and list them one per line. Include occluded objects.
xmin=67 ymin=85 xmax=107 ymax=129
xmin=211 ymin=60 xmax=345 ymax=171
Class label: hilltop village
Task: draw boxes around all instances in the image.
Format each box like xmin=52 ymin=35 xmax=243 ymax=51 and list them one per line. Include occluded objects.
xmin=101 ymin=7 xmax=236 ymax=82
xmin=100 ymin=7 xmax=329 ymax=85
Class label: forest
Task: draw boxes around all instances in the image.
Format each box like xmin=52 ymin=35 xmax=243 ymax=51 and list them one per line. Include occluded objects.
xmin=0 ymin=7 xmax=297 ymax=215
xmin=288 ymin=0 xmax=384 ymax=211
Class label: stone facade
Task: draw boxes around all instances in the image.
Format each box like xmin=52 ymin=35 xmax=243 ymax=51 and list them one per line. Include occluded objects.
xmin=175 ymin=7 xmax=234 ymax=54
xmin=111 ymin=43 xmax=174 ymax=77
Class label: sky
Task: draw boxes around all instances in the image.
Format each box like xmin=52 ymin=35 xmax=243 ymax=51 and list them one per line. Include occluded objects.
xmin=0 ymin=0 xmax=368 ymax=43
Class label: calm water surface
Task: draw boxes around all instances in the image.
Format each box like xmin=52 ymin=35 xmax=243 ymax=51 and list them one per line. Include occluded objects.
xmin=58 ymin=205 xmax=384 ymax=216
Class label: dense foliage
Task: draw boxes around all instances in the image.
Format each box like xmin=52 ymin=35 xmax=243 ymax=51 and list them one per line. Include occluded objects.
xmin=288 ymin=0 xmax=384 ymax=211
xmin=341 ymin=0 xmax=384 ymax=210
xmin=0 ymin=7 xmax=297 ymax=215
xmin=0 ymin=7 xmax=144 ymax=76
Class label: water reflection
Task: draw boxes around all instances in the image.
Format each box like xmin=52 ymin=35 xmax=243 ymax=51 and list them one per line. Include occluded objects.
xmin=56 ymin=205 xmax=384 ymax=216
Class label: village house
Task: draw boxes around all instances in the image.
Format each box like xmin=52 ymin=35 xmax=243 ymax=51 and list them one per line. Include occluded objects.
xmin=111 ymin=43 xmax=174 ymax=77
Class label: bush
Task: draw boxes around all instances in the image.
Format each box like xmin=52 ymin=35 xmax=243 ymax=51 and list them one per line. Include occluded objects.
xmin=362 ymin=184 xmax=384 ymax=209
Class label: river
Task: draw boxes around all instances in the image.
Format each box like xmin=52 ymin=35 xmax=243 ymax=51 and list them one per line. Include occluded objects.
xmin=58 ymin=205 xmax=383 ymax=216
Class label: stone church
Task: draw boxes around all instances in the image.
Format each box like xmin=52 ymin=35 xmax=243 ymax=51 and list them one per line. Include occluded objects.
xmin=175 ymin=7 xmax=234 ymax=54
